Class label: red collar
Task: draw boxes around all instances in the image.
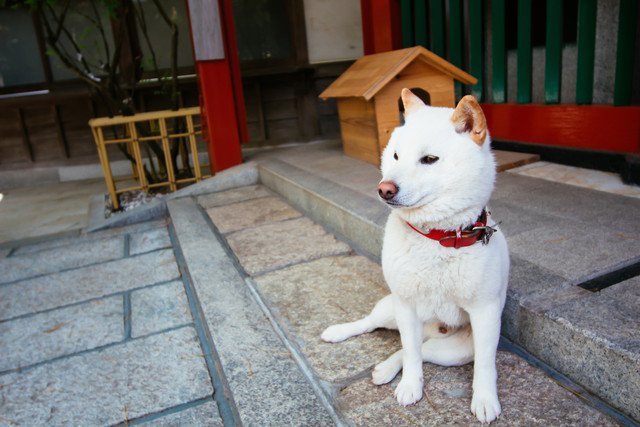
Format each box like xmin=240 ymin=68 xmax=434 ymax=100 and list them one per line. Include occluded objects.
xmin=406 ymin=209 xmax=495 ymax=249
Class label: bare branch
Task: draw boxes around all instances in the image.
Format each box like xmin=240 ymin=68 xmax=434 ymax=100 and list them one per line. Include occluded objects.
xmin=88 ymin=0 xmax=111 ymax=64
xmin=45 ymin=3 xmax=95 ymax=75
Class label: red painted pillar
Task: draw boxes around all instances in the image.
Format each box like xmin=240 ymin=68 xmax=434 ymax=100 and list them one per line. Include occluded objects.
xmin=186 ymin=0 xmax=246 ymax=173
xmin=360 ymin=0 xmax=402 ymax=54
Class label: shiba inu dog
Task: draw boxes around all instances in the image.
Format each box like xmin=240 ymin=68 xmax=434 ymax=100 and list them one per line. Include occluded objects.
xmin=322 ymin=89 xmax=509 ymax=424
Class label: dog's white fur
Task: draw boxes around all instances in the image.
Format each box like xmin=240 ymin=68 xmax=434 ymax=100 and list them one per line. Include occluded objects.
xmin=321 ymin=90 xmax=509 ymax=424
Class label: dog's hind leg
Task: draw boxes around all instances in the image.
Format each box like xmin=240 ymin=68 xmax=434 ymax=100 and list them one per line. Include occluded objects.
xmin=372 ymin=327 xmax=474 ymax=385
xmin=321 ymin=295 xmax=396 ymax=343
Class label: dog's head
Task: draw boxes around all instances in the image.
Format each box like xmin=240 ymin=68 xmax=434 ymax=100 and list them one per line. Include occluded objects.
xmin=378 ymin=89 xmax=496 ymax=225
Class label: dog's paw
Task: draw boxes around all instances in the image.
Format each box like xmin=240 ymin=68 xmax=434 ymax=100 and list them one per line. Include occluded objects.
xmin=372 ymin=359 xmax=401 ymax=385
xmin=320 ymin=324 xmax=352 ymax=343
xmin=470 ymin=391 xmax=501 ymax=424
xmin=394 ymin=376 xmax=423 ymax=406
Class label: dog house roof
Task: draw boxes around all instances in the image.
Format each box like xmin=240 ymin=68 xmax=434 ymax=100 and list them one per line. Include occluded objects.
xmin=319 ymin=46 xmax=477 ymax=101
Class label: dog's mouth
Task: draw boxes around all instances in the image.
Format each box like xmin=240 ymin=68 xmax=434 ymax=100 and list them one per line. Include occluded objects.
xmin=383 ymin=199 xmax=404 ymax=207
xmin=381 ymin=193 xmax=432 ymax=209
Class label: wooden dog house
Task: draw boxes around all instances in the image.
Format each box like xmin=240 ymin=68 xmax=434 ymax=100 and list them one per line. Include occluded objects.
xmin=320 ymin=46 xmax=477 ymax=165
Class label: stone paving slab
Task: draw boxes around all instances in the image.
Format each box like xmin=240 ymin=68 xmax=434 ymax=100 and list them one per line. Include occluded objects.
xmin=338 ymin=351 xmax=616 ymax=426
xmin=0 ymin=236 xmax=124 ymax=284
xmin=489 ymin=200 xmax=564 ymax=239
xmin=206 ymin=195 xmax=302 ymax=234
xmin=6 ymin=219 xmax=168 ymax=256
xmin=494 ymin=173 xmax=640 ymax=234
xmin=0 ymin=296 xmax=123 ymax=372
xmin=507 ymin=218 xmax=640 ymax=283
xmin=0 ymin=326 xmax=213 ymax=426
xmin=602 ymin=276 xmax=640 ymax=312
xmin=131 ymin=281 xmax=192 ymax=338
xmin=168 ymin=198 xmax=334 ymax=425
xmin=255 ymin=255 xmax=400 ymax=383
xmin=0 ymin=249 xmax=180 ymax=321
xmin=139 ymin=399 xmax=223 ymax=426
xmin=129 ymin=226 xmax=172 ymax=255
xmin=227 ymin=217 xmax=351 ymax=276
xmin=197 ymin=184 xmax=273 ymax=209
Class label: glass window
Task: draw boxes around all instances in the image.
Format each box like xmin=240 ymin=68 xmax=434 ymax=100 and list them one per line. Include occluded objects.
xmin=232 ymin=0 xmax=292 ymax=62
xmin=45 ymin=1 xmax=115 ymax=82
xmin=133 ymin=0 xmax=195 ymax=72
xmin=0 ymin=9 xmax=45 ymax=87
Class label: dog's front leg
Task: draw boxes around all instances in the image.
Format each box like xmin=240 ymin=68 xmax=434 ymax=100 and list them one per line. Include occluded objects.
xmin=467 ymin=302 xmax=502 ymax=424
xmin=393 ymin=295 xmax=424 ymax=406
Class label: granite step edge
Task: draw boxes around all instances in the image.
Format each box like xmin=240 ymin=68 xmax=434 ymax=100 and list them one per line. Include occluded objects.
xmin=166 ymin=196 xmax=343 ymax=426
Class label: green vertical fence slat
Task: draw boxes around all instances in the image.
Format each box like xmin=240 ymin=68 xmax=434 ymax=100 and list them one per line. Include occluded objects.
xmin=614 ymin=0 xmax=638 ymax=106
xmin=545 ymin=0 xmax=563 ymax=104
xmin=414 ymin=0 xmax=428 ymax=47
xmin=401 ymin=0 xmax=414 ymax=48
xmin=468 ymin=0 xmax=484 ymax=101
xmin=430 ymin=0 xmax=445 ymax=56
xmin=517 ymin=0 xmax=532 ymax=103
xmin=491 ymin=0 xmax=506 ymax=103
xmin=576 ymin=0 xmax=597 ymax=104
xmin=449 ymin=0 xmax=463 ymax=99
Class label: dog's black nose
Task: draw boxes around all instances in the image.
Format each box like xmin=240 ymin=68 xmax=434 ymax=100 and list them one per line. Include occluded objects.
xmin=378 ymin=181 xmax=398 ymax=200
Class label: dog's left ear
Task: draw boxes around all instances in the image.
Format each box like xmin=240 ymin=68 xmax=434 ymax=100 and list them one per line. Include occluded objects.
xmin=450 ymin=95 xmax=487 ymax=146
xmin=401 ymin=88 xmax=426 ymax=118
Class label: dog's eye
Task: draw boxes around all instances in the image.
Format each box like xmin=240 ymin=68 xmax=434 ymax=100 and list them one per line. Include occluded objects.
xmin=393 ymin=152 xmax=398 ymax=160
xmin=420 ymin=155 xmax=439 ymax=165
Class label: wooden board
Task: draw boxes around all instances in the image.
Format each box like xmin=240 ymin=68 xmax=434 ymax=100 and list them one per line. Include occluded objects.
xmin=319 ymin=46 xmax=476 ymax=101
xmin=337 ymin=98 xmax=380 ymax=165
xmin=493 ymin=150 xmax=540 ymax=172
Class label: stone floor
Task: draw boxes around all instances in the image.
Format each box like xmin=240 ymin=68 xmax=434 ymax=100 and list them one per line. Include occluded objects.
xmin=0 ymin=181 xmax=627 ymax=426
xmin=0 ymin=220 xmax=223 ymax=426
xmin=1 ymin=144 xmax=639 ymax=426
xmin=0 ymin=179 xmax=106 ymax=244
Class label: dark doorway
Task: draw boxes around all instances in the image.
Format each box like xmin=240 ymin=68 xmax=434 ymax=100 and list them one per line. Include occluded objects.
xmin=398 ymin=87 xmax=431 ymax=124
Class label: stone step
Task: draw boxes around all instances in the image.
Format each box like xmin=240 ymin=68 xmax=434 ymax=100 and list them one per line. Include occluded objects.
xmin=171 ymin=179 xmax=633 ymax=426
xmin=166 ymin=197 xmax=338 ymax=426
xmin=256 ymin=155 xmax=640 ymax=424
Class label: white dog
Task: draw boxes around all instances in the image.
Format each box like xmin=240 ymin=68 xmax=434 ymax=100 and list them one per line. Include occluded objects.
xmin=321 ymin=89 xmax=509 ymax=424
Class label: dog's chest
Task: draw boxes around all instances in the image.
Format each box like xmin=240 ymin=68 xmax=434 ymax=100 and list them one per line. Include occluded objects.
xmin=381 ymin=218 xmax=487 ymax=323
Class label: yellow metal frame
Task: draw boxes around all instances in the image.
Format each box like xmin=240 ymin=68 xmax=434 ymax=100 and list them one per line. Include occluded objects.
xmin=89 ymin=107 xmax=210 ymax=210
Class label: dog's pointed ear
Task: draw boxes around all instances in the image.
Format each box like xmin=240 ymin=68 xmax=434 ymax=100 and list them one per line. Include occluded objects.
xmin=401 ymin=88 xmax=425 ymax=117
xmin=450 ymin=95 xmax=487 ymax=146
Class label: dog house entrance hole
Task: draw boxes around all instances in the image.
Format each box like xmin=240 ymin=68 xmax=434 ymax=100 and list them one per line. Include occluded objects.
xmin=398 ymin=88 xmax=431 ymax=125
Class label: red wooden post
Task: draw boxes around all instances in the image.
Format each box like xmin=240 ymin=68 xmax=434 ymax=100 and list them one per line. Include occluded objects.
xmin=360 ymin=0 xmax=402 ymax=54
xmin=186 ymin=0 xmax=246 ymax=173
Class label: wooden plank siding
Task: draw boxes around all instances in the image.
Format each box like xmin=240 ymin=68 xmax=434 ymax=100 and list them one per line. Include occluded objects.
xmin=241 ymin=64 xmax=347 ymax=147
xmin=337 ymin=98 xmax=379 ymax=165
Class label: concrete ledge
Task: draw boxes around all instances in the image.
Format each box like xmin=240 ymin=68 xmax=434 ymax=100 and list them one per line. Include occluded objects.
xmin=86 ymin=162 xmax=259 ymax=232
xmin=258 ymin=159 xmax=388 ymax=260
